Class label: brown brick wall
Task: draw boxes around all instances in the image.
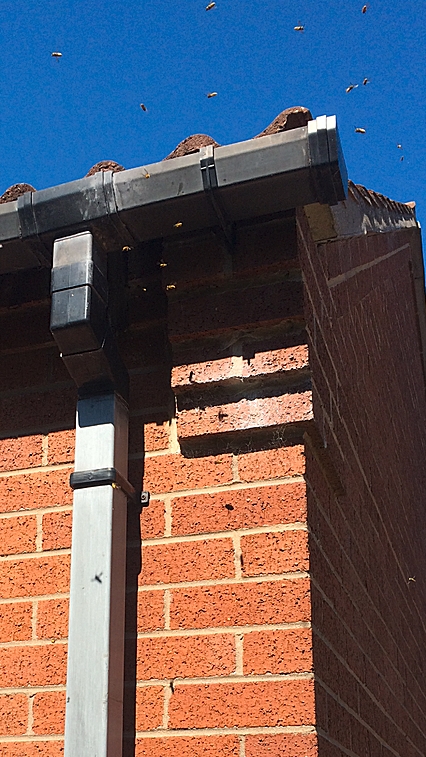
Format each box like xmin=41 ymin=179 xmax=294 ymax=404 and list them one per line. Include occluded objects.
xmin=298 ymin=209 xmax=426 ymax=756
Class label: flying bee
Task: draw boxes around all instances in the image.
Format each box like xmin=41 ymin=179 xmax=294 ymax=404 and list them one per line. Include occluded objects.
xmin=400 ymin=156 xmax=404 ymax=162
xmin=362 ymin=78 xmax=370 ymax=85
xmin=361 ymin=4 xmax=368 ymax=12
xmin=166 ymin=283 xmax=176 ymax=290
xmin=294 ymin=23 xmax=304 ymax=31
xmin=346 ymin=84 xmax=358 ymax=93
xmin=158 ymin=260 xmax=168 ymax=267
xmin=140 ymin=103 xmax=147 ymax=112
xmin=51 ymin=51 xmax=62 ymax=58
xmin=206 ymin=2 xmax=216 ymax=9
xmin=122 ymin=246 xmax=132 ymax=252
xmin=173 ymin=222 xmax=183 ymax=228
xmin=207 ymin=92 xmax=218 ymax=98
xmin=397 ymin=144 xmax=402 ymax=149
xmin=144 ymin=172 xmax=150 ymax=179
xmin=355 ymin=127 xmax=366 ymax=133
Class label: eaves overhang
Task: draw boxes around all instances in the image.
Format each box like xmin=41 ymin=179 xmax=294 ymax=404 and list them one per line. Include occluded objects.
xmin=0 ymin=115 xmax=347 ymax=275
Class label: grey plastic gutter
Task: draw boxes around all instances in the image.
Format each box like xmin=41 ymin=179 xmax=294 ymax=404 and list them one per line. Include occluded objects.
xmin=0 ymin=115 xmax=347 ymax=274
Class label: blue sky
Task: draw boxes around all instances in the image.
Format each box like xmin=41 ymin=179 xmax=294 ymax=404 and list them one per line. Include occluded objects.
xmin=1 ymin=0 xmax=425 ymax=231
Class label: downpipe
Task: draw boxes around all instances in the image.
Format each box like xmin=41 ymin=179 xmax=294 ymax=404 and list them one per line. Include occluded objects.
xmin=50 ymin=230 xmax=134 ymax=757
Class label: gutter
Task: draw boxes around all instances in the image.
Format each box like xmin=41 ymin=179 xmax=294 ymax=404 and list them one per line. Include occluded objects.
xmin=0 ymin=115 xmax=347 ymax=274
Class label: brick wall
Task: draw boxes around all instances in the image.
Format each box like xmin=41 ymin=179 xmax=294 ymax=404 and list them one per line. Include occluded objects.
xmin=0 ymin=273 xmax=76 ymax=755
xmin=0 ymin=202 xmax=425 ymax=757
xmin=298 ymin=209 xmax=426 ymax=756
xmin=123 ymin=218 xmax=316 ymax=757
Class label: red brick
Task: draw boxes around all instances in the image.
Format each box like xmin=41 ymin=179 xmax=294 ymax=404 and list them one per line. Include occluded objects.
xmin=0 ymin=644 xmax=67 ymax=687
xmin=172 ymin=358 xmax=235 ymax=389
xmin=32 ymin=691 xmax=65 ymax=735
xmin=0 ymin=555 xmax=70 ymax=598
xmin=245 ymin=733 xmax=318 ymax=757
xmin=168 ymin=679 xmax=315 ymax=728
xmin=172 ymin=347 xmax=309 ymax=390
xmin=233 ymin=217 xmax=297 ymax=276
xmin=47 ymin=430 xmax=75 ymax=465
xmin=171 ymin=483 xmax=307 ymax=536
xmin=242 ymin=345 xmax=309 ymax=378
xmin=143 ymin=454 xmax=233 ymax=494
xmin=0 ymin=469 xmax=73 ymax=514
xmin=135 ymin=736 xmax=240 ymax=757
xmin=135 ymin=686 xmax=164 ymax=731
xmin=0 ymin=742 xmax=63 ymax=756
xmin=0 ymin=514 xmax=37 ymax=555
xmin=238 ymin=445 xmax=305 ymax=482
xmin=0 ymin=694 xmax=28 ymax=735
xmin=0 ymin=387 xmax=76 ymax=436
xmin=141 ymin=500 xmax=165 ymax=539
xmin=168 ymin=280 xmax=304 ymax=340
xmin=129 ymin=369 xmax=173 ymax=413
xmin=243 ymin=628 xmax=313 ymax=674
xmin=241 ymin=530 xmax=309 ymax=576
xmin=0 ymin=602 xmax=32 ymax=642
xmin=140 ymin=539 xmax=235 ymax=585
xmin=42 ymin=511 xmax=72 ymax=551
xmin=0 ymin=435 xmax=43 ymax=472
xmin=144 ymin=423 xmax=170 ymax=452
xmin=170 ymin=578 xmax=311 ymax=629
xmin=0 ymin=349 xmax=51 ymax=393
xmin=177 ymin=392 xmax=313 ymax=439
xmin=137 ymin=634 xmax=235 ymax=680
xmin=161 ymin=233 xmax=230 ymax=289
xmin=137 ymin=590 xmax=165 ymax=631
xmin=37 ymin=599 xmax=69 ymax=640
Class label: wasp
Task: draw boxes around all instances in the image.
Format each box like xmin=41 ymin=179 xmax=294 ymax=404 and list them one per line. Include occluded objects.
xmin=355 ymin=127 xmax=366 ymax=133
xmin=140 ymin=103 xmax=147 ymax=112
xmin=207 ymin=92 xmax=218 ymax=98
xmin=362 ymin=78 xmax=370 ymax=85
xmin=173 ymin=222 xmax=183 ymax=228
xmin=294 ymin=24 xmax=304 ymax=32
xmin=361 ymin=4 xmax=368 ymax=12
xmin=346 ymin=84 xmax=358 ymax=93
xmin=206 ymin=2 xmax=216 ymax=9
xmin=51 ymin=51 xmax=62 ymax=58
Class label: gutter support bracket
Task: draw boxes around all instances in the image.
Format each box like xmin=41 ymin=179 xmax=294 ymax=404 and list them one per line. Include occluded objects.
xmin=50 ymin=230 xmax=130 ymax=757
xmin=200 ymin=146 xmax=235 ymax=251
